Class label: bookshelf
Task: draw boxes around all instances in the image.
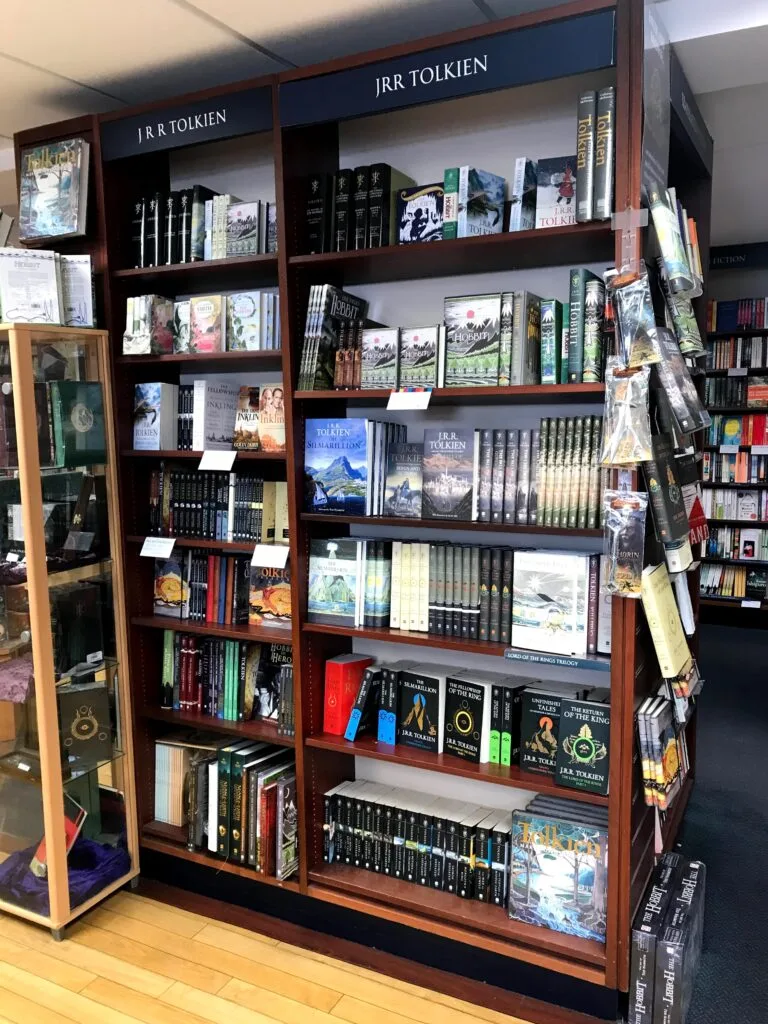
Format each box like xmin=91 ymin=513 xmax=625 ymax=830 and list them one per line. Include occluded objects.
xmin=12 ymin=0 xmax=712 ymax=1017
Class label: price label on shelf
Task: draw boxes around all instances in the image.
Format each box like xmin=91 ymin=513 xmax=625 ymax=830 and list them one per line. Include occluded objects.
xmin=742 ymin=600 xmax=762 ymax=609
xmin=719 ymin=445 xmax=740 ymax=454
xmin=753 ymin=446 xmax=768 ymax=456
xmin=387 ymin=389 xmax=432 ymax=410
xmin=198 ymin=450 xmax=237 ymax=472
xmin=5 ymin=552 xmax=19 ymax=563
xmin=251 ymin=544 xmax=290 ymax=569
xmin=728 ymin=367 xmax=749 ymax=377
xmin=140 ymin=536 xmax=176 ymax=559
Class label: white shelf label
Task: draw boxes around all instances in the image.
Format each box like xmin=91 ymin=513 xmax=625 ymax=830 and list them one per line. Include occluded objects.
xmin=251 ymin=544 xmax=290 ymax=568
xmin=5 ymin=552 xmax=19 ymax=563
xmin=387 ymin=389 xmax=432 ymax=411
xmin=742 ymin=600 xmax=762 ymax=608
xmin=753 ymin=446 xmax=768 ymax=456
xmin=719 ymin=445 xmax=740 ymax=454
xmin=728 ymin=367 xmax=749 ymax=377
xmin=140 ymin=536 xmax=176 ymax=559
xmin=198 ymin=449 xmax=237 ymax=472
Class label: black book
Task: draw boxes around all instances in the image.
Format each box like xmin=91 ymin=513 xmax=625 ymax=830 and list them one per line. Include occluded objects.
xmin=333 ymin=170 xmax=353 ymax=252
xmin=490 ymin=818 xmax=510 ymax=907
xmin=477 ymin=429 xmax=493 ymax=523
xmin=628 ymin=853 xmax=684 ymax=1024
xmin=451 ymin=545 xmax=463 ymax=637
xmin=430 ymin=803 xmax=447 ymax=890
xmin=164 ymin=191 xmax=179 ymax=265
xmin=473 ymin=811 xmax=496 ymax=902
xmin=652 ymin=861 xmax=706 ymax=1024
xmin=520 ymin=689 xmax=563 ymax=776
xmin=500 ymin=683 xmax=525 ymax=767
xmin=642 ymin=433 xmax=691 ymax=545
xmin=131 ymin=196 xmax=146 ymax=268
xmin=352 ymin=166 xmax=370 ymax=250
xmin=490 ymin=429 xmax=506 ymax=524
xmin=500 ymin=549 xmax=513 ymax=645
xmin=479 ymin=547 xmax=492 ymax=641
xmin=489 ymin=548 xmax=502 ymax=643
xmin=416 ymin=803 xmax=434 ymax=886
xmin=554 ymin=697 xmax=610 ymax=795
xmin=305 ymin=173 xmax=333 ymax=254
xmin=443 ymin=805 xmax=465 ymax=894
xmin=367 ymin=163 xmax=391 ymax=249
xmin=469 ymin=545 xmax=480 ymax=641
xmin=443 ymin=674 xmax=488 ymax=763
xmin=344 ymin=668 xmax=383 ymax=741
xmin=176 ymin=184 xmax=216 ymax=263
xmin=594 ymin=85 xmax=616 ymax=220
xmin=145 ymin=192 xmax=164 ymax=268
xmin=398 ymin=665 xmax=445 ymax=753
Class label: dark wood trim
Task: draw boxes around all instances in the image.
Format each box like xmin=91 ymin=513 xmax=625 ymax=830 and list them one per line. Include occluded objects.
xmin=296 ymin=384 xmax=605 ymax=405
xmin=132 ymin=615 xmax=293 ymax=643
xmin=139 ymin=706 xmax=295 ymax=746
xmin=140 ymin=834 xmax=302 ymax=892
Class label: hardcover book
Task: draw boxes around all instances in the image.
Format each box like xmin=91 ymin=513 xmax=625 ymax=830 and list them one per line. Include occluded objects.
xmin=455 ymin=167 xmax=505 ymax=237
xmin=555 ymin=697 xmax=610 ymax=795
xmin=575 ymin=91 xmax=597 ymax=222
xmin=508 ymin=158 xmax=537 ymax=231
xmin=173 ymin=300 xmax=190 ymax=353
xmin=59 ymin=254 xmax=94 ymax=327
xmin=133 ymin=382 xmax=178 ymax=451
xmin=257 ymin=383 xmax=285 ymax=452
xmin=154 ymin=556 xmax=186 ymax=618
xmin=227 ymin=292 xmax=262 ymax=351
xmin=333 ymin=170 xmax=352 ymax=251
xmin=396 ymin=183 xmax=444 ymax=244
xmin=304 ymin=418 xmax=368 ymax=515
xmin=191 ymin=380 xmax=238 ymax=451
xmin=398 ymin=326 xmax=440 ymax=387
xmin=398 ymin=664 xmax=447 ymax=753
xmin=226 ymin=201 xmax=260 ymax=256
xmin=18 ymin=138 xmax=90 ymax=241
xmin=384 ymin=442 xmax=423 ymax=518
xmin=535 ymin=156 xmax=577 ymax=229
xmin=233 ymin=386 xmax=260 ymax=450
xmin=594 ymin=86 xmax=616 ymax=220
xmin=360 ymin=328 xmax=399 ymax=389
xmin=0 ymin=248 xmax=61 ymax=325
xmin=368 ymin=164 xmax=415 ymax=246
xmin=189 ymin=295 xmax=225 ymax=353
xmin=305 ymin=173 xmax=332 ymax=253
xmin=443 ymin=293 xmax=502 ymax=387
xmin=51 ymin=381 xmax=107 ymax=467
xmin=509 ymin=810 xmax=608 ymax=941
xmin=323 ymin=653 xmax=374 ymax=734
xmin=520 ymin=689 xmax=562 ymax=775
xmin=511 ymin=550 xmax=590 ymax=656
xmin=308 ymin=537 xmax=360 ymax=626
xmin=248 ymin=565 xmax=291 ymax=628
xmin=422 ymin=428 xmax=476 ymax=521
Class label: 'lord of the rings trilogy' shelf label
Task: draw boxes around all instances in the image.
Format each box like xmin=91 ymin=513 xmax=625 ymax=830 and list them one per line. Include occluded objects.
xmin=279 ymin=9 xmax=616 ymax=126
xmin=100 ymin=86 xmax=273 ymax=160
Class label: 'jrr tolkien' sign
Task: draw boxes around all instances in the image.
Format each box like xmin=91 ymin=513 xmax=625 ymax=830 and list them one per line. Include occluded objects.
xmin=100 ymin=86 xmax=273 ymax=161
xmin=279 ymin=9 xmax=616 ymax=127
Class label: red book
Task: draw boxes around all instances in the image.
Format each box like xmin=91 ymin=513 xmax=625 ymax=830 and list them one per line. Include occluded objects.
xmin=206 ymin=555 xmax=216 ymax=622
xmin=225 ymin=556 xmax=235 ymax=625
xmin=180 ymin=636 xmax=190 ymax=708
xmin=322 ymin=654 xmax=374 ymax=735
xmin=259 ymin=782 xmax=278 ymax=876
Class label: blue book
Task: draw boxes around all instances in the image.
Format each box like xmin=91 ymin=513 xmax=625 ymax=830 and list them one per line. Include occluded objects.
xmin=344 ymin=668 xmax=382 ymax=741
xmin=304 ymin=418 xmax=368 ymax=515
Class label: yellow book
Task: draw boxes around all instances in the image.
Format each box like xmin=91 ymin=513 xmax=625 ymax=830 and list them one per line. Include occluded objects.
xmin=390 ymin=541 xmax=402 ymax=629
xmin=261 ymin=481 xmax=276 ymax=543
xmin=640 ymin=563 xmax=690 ymax=677
xmin=274 ymin=481 xmax=289 ymax=545
xmin=399 ymin=542 xmax=411 ymax=631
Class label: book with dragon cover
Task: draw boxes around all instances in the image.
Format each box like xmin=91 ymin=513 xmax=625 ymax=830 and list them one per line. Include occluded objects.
xmin=248 ymin=565 xmax=291 ymax=628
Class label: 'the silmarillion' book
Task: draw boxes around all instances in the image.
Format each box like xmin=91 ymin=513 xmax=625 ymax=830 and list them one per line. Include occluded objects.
xmin=535 ymin=156 xmax=578 ymax=229
xmin=398 ymin=326 xmax=439 ymax=387
xmin=307 ymin=537 xmax=360 ymax=626
xmin=509 ymin=810 xmax=608 ymax=942
xmin=304 ymin=418 xmax=368 ymax=514
xmin=511 ymin=550 xmax=590 ymax=656
xmin=233 ymin=386 xmax=260 ymax=450
xmin=384 ymin=443 xmax=423 ymax=518
xmin=257 ymin=383 xmax=285 ymax=452
xmin=18 ymin=139 xmax=90 ymax=241
xmin=443 ymin=293 xmax=502 ymax=387
xmin=421 ymin=428 xmax=476 ymax=521
xmin=360 ymin=328 xmax=399 ymax=389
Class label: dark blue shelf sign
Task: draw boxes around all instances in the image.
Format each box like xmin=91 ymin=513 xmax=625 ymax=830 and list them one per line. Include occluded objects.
xmin=504 ymin=648 xmax=611 ymax=672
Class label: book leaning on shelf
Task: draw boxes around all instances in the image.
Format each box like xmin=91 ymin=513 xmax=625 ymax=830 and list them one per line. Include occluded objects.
xmin=0 ymin=248 xmax=94 ymax=327
xmin=18 ymin=138 xmax=89 ymax=242
xmin=154 ymin=735 xmax=297 ymax=878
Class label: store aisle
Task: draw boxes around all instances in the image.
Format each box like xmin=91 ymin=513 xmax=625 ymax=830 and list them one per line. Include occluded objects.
xmin=0 ymin=891 xmax=540 ymax=1024
xmin=680 ymin=625 xmax=768 ymax=1024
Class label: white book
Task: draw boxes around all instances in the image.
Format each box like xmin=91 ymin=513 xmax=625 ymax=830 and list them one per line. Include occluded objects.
xmin=207 ymin=760 xmax=218 ymax=852
xmin=399 ymin=542 xmax=410 ymax=631
xmin=59 ymin=254 xmax=94 ymax=326
xmin=355 ymin=540 xmax=365 ymax=627
xmin=191 ymin=379 xmax=239 ymax=451
xmin=390 ymin=541 xmax=402 ymax=629
xmin=597 ymin=555 xmax=612 ymax=654
xmin=133 ymin=382 xmax=178 ymax=450
xmin=0 ymin=247 xmax=61 ymax=323
xmin=418 ymin=542 xmax=430 ymax=632
xmin=0 ymin=211 xmax=14 ymax=247
xmin=408 ymin=542 xmax=420 ymax=632
xmin=203 ymin=200 xmax=213 ymax=260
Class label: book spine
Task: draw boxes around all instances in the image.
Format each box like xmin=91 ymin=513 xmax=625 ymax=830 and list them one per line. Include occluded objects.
xmin=491 ymin=429 xmax=506 ymax=524
xmin=443 ymin=168 xmax=459 ymax=240
xmin=528 ymin=428 xmax=540 ymax=526
xmin=352 ymin=166 xmax=370 ymax=251
xmin=334 ymin=170 xmax=352 ymax=252
xmin=577 ymin=416 xmax=594 ymax=529
xmin=428 ymin=543 xmax=438 ymax=634
xmin=161 ymin=630 xmax=174 ymax=709
xmin=568 ymin=417 xmax=585 ymax=528
xmin=451 ymin=546 xmax=463 ymax=637
xmin=587 ymin=553 xmax=600 ymax=655
xmin=500 ymin=686 xmax=513 ymax=767
xmin=539 ymin=299 xmax=557 ymax=384
xmin=515 ymin=429 xmax=531 ymax=525
xmin=489 ymin=686 xmax=502 ymax=764
xmin=628 ymin=931 xmax=654 ymax=1024
xmin=478 ymin=429 xmax=493 ymax=523
xmin=560 ymin=305 xmax=570 ymax=385
xmin=500 ymin=549 xmax=513 ymax=645
xmin=503 ymin=430 xmax=519 ymax=524
xmin=367 ymin=163 xmax=392 ymax=248
xmin=216 ymin=752 xmax=231 ymax=856
xmin=456 ymin=166 xmax=470 ymax=239
xmin=469 ymin=545 xmax=480 ymax=641
xmin=489 ymin=548 xmax=502 ymax=643
xmin=568 ymin=269 xmax=587 ymax=383
xmin=460 ymin=545 xmax=471 ymax=639
xmin=306 ymin=175 xmax=331 ymax=254
xmin=435 ymin=543 xmax=446 ymax=636
xmin=479 ymin=547 xmax=491 ymax=641
xmin=576 ymin=91 xmax=597 ymax=222
xmin=594 ymin=86 xmax=616 ymax=221
xmin=537 ymin=419 xmax=551 ymax=526
xmin=490 ymin=827 xmax=509 ymax=907
xmin=443 ymin=542 xmax=452 ymax=637
xmin=498 ymin=292 xmax=514 ymax=387
xmin=582 ymin=279 xmax=606 ymax=383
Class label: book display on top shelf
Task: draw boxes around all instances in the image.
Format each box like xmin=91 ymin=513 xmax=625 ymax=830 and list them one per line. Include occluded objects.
xmin=18 ymin=139 xmax=90 ymax=242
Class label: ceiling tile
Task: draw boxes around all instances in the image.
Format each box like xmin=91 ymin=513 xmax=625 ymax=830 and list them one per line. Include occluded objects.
xmin=675 ymin=25 xmax=768 ymax=97
xmin=486 ymin=0 xmax=576 ymax=18
xmin=653 ymin=0 xmax=768 ymax=44
xmin=183 ymin=0 xmax=485 ymax=67
xmin=1 ymin=0 xmax=283 ymax=106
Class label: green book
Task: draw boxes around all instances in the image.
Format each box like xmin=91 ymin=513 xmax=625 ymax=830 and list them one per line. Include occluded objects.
xmin=577 ymin=416 xmax=594 ymax=529
xmin=498 ymin=291 xmax=514 ymax=387
xmin=216 ymin=740 xmax=253 ymax=857
xmin=568 ymin=269 xmax=601 ymax=383
xmin=560 ymin=303 xmax=570 ymax=385
xmin=229 ymin=742 xmax=265 ymax=860
xmin=568 ymin=417 xmax=585 ymax=528
xmin=551 ymin=418 xmax=568 ymax=527
xmin=489 ymin=684 xmax=503 ymax=764
xmin=50 ymin=381 xmax=107 ymax=467
xmin=443 ymin=167 xmax=459 ymax=240
xmin=539 ymin=299 xmax=563 ymax=385
xmin=537 ymin=418 xmax=552 ymax=526
xmin=161 ymin=630 xmax=174 ymax=710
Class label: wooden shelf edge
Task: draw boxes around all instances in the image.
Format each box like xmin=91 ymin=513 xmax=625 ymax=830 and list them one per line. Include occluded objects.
xmin=305 ymin=733 xmax=609 ymax=806
xmin=126 ymin=535 xmax=256 ymax=553
xmin=295 ymin=383 xmax=605 ymax=404
xmin=117 ymin=350 xmax=282 ymax=366
xmin=113 ymin=254 xmax=279 ymax=278
xmin=132 ymin=615 xmax=294 ymax=643
xmin=141 ymin=833 xmax=301 ymax=893
xmin=299 ymin=513 xmax=602 ymax=537
xmin=121 ymin=449 xmax=286 ymax=461
xmin=141 ymin=706 xmax=295 ymax=746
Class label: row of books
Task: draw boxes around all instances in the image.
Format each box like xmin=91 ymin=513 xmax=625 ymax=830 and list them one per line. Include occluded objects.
xmin=147 ymin=468 xmax=289 ymax=543
xmin=699 ymin=563 xmax=768 ymax=601
xmin=153 ymin=554 xmax=291 ymax=629
xmin=322 ymin=783 xmax=608 ymax=942
xmin=132 ymin=188 xmax=278 ymax=268
xmin=637 ymin=689 xmax=692 ymax=811
xmin=133 ymin=380 xmax=285 ymax=453
xmin=706 ymin=413 xmax=768 ymax=447
xmin=122 ymin=290 xmax=281 ymax=356
xmin=705 ymin=335 xmax=768 ymax=370
xmin=703 ymin=375 xmax=764 ymax=409
xmin=701 ymin=488 xmax=768 ymax=522
xmin=324 ymin=653 xmax=610 ymax=792
xmin=298 ymin=273 xmax=612 ymax=392
xmin=154 ymin=736 xmax=297 ymax=879
xmin=160 ymin=631 xmax=293 ymax=728
xmin=707 ymin=295 xmax=768 ymax=333
xmin=702 ymin=451 xmax=768 ymax=485
xmin=706 ymin=525 xmax=768 ymax=561
xmin=629 ymin=856 xmax=705 ymax=1024
xmin=308 ymin=541 xmax=610 ymax=658
xmin=0 ymin=380 xmax=106 ymax=470
xmin=0 ymin=248 xmax=94 ymax=328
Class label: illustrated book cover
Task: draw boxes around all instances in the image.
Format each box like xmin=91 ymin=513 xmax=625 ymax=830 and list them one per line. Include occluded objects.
xmin=304 ymin=418 xmax=367 ymax=514
xmin=248 ymin=565 xmax=291 ymax=628
xmin=257 ymin=383 xmax=285 ymax=452
xmin=360 ymin=328 xmax=399 ymax=389
xmin=226 ymin=201 xmax=260 ymax=256
xmin=398 ymin=664 xmax=447 ymax=753
xmin=384 ymin=442 xmax=423 ymax=518
xmin=307 ymin=537 xmax=360 ymax=626
xmin=421 ymin=428 xmax=475 ymax=521
xmin=443 ymin=293 xmax=502 ymax=387
xmin=233 ymin=385 xmax=260 ymax=450
xmin=396 ymin=183 xmax=444 ymax=243
xmin=18 ymin=139 xmax=90 ymax=241
xmin=227 ymin=292 xmax=262 ymax=351
xmin=51 ymin=381 xmax=107 ymax=467
xmin=535 ymin=156 xmax=578 ymax=229
xmin=133 ymin=382 xmax=178 ymax=451
xmin=189 ymin=295 xmax=225 ymax=353
xmin=511 ymin=551 xmax=590 ymax=656
xmin=398 ymin=326 xmax=440 ymax=387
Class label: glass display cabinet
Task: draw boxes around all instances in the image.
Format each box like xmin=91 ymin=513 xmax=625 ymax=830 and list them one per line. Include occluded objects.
xmin=0 ymin=324 xmax=138 ymax=937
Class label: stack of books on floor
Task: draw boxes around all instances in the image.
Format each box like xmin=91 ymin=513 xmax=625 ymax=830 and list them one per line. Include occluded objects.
xmin=323 ymin=654 xmax=610 ymax=793
xmin=160 ymin=632 xmax=294 ymax=731
xmin=133 ymin=380 xmax=285 ymax=453
xmin=154 ymin=735 xmax=297 ymax=879
xmin=322 ymin=781 xmax=608 ymax=941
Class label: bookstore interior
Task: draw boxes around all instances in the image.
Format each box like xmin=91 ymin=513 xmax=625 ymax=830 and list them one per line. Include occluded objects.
xmin=3 ymin=0 xmax=767 ymax=1021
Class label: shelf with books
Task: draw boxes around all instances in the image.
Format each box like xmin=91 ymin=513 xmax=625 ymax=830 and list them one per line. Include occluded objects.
xmin=133 ymin=615 xmax=292 ymax=644
xmin=126 ymin=535 xmax=257 ymax=554
xmin=705 ymin=368 xmax=768 ymax=377
xmin=699 ymin=595 xmax=766 ymax=608
xmin=305 ymin=732 xmax=609 ymax=806
xmin=299 ymin=513 xmax=602 ymax=538
xmin=700 ymin=556 xmax=768 ymax=566
xmin=295 ymin=384 xmax=605 ymax=406
xmin=307 ymin=864 xmax=606 ymax=974
xmin=701 ymin=481 xmax=768 ymax=489
xmin=705 ymin=518 xmax=768 ymax=527
xmin=112 ymin=252 xmax=279 ymax=289
xmin=117 ymin=349 xmax=283 ymax=373
xmin=140 ymin=706 xmax=295 ymax=746
xmin=707 ymin=329 xmax=768 ymax=340
xmin=287 ymin=223 xmax=614 ymax=285
xmin=707 ymin=407 xmax=768 ymax=415
xmin=121 ymin=449 xmax=286 ymax=461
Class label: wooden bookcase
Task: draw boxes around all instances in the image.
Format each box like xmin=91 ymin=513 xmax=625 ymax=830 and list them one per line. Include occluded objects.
xmin=13 ymin=0 xmax=712 ymax=1012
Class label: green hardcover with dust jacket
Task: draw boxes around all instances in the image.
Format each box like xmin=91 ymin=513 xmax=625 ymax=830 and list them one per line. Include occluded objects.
xmin=50 ymin=381 xmax=107 ymax=467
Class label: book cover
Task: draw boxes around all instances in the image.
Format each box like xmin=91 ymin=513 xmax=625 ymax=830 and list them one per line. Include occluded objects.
xmin=227 ymin=292 xmax=262 ymax=351
xmin=59 ymin=254 xmax=94 ymax=327
xmin=173 ymin=300 xmax=191 ymax=353
xmin=422 ymin=428 xmax=475 ymax=522
xmin=154 ymin=556 xmax=186 ymax=618
xmin=191 ymin=380 xmax=238 ymax=451
xmin=18 ymin=138 xmax=89 ymax=241
xmin=511 ymin=550 xmax=590 ymax=656
xmin=361 ymin=328 xmax=399 ymax=389
xmin=398 ymin=665 xmax=446 ymax=753
xmin=133 ymin=382 xmax=177 ymax=451
xmin=226 ymin=201 xmax=260 ymax=256
xmin=384 ymin=442 xmax=423 ymax=518
xmin=344 ymin=667 xmax=383 ymax=740
xmin=443 ymin=293 xmax=502 ymax=387
xmin=352 ymin=166 xmax=370 ymax=250
xmin=540 ymin=299 xmax=564 ymax=385
xmin=640 ymin=563 xmax=690 ymax=678
xmin=276 ymin=774 xmax=299 ymax=880
xmin=323 ymin=653 xmax=374 ymax=734
xmin=233 ymin=386 xmax=260 ymax=450
xmin=520 ymin=689 xmax=562 ymax=775
xmin=0 ymin=248 xmax=61 ymax=324
xmin=257 ymin=383 xmax=285 ymax=452
xmin=555 ymin=698 xmax=610 ymax=795
xmin=535 ymin=156 xmax=577 ymax=229
xmin=457 ymin=167 xmax=505 ymax=237
xmin=582 ymin=278 xmax=606 ymax=383
xmin=368 ymin=164 xmax=415 ymax=246
xmin=642 ymin=434 xmax=690 ymax=545
xmin=509 ymin=158 xmax=538 ymax=232
xmin=594 ymin=86 xmax=615 ymax=221
xmin=248 ymin=565 xmax=291 ymax=628
xmin=304 ymin=418 xmax=367 ymax=515
xmin=396 ymin=183 xmax=444 ymax=243
xmin=51 ymin=381 xmax=106 ymax=467
xmin=306 ymin=173 xmax=332 ymax=253
xmin=509 ymin=811 xmax=608 ymax=941
xmin=308 ymin=537 xmax=360 ymax=626
xmin=575 ymin=91 xmax=597 ymax=222
xmin=189 ymin=295 xmax=225 ymax=353
xmin=398 ymin=326 xmax=439 ymax=387
xmin=443 ymin=674 xmax=490 ymax=763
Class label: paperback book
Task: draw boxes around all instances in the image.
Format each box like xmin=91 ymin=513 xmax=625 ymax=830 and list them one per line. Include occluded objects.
xmin=384 ymin=443 xmax=423 ymax=518
xmin=304 ymin=418 xmax=368 ymax=514
xmin=535 ymin=156 xmax=577 ymax=229
xmin=233 ymin=386 xmax=260 ymax=450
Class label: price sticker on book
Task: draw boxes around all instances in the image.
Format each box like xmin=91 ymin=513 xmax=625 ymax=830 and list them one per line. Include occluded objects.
xmin=742 ymin=600 xmax=762 ymax=609
xmin=719 ymin=445 xmax=740 ymax=454
xmin=387 ymin=389 xmax=432 ymax=411
xmin=140 ymin=536 xmax=176 ymax=559
xmin=251 ymin=544 xmax=290 ymax=569
xmin=728 ymin=367 xmax=749 ymax=377
xmin=198 ymin=450 xmax=237 ymax=472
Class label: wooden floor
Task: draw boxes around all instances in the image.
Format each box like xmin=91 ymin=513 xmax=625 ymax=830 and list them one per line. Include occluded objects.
xmin=0 ymin=891 xmax=539 ymax=1024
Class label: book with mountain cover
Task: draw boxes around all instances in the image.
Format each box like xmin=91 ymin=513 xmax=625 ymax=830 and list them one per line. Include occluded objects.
xmin=511 ymin=551 xmax=590 ymax=656
xmin=304 ymin=418 xmax=367 ymax=514
xmin=422 ymin=428 xmax=476 ymax=521
xmin=509 ymin=158 xmax=537 ymax=231
xmin=19 ymin=138 xmax=90 ymax=241
xmin=308 ymin=537 xmax=360 ymax=626
xmin=398 ymin=326 xmax=440 ymax=387
xmin=384 ymin=443 xmax=423 ymax=518
xmin=447 ymin=167 xmax=505 ymax=238
xmin=443 ymin=293 xmax=501 ymax=387
xmin=299 ymin=285 xmax=368 ymax=390
xmin=361 ymin=328 xmax=399 ymax=389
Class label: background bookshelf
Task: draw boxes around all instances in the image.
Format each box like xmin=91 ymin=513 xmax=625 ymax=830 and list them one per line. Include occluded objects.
xmin=12 ymin=0 xmax=712 ymax=1018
